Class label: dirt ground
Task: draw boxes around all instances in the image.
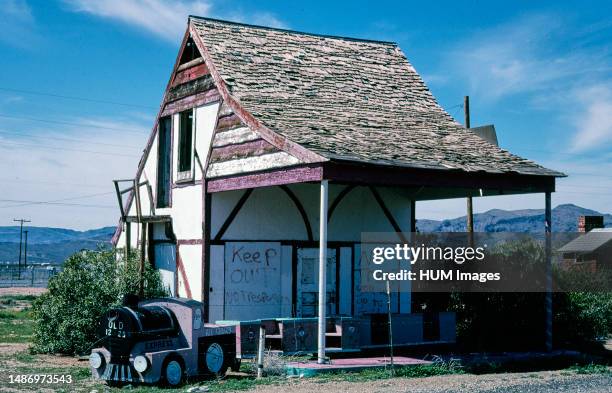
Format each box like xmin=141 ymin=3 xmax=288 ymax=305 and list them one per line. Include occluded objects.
xmin=0 ymin=292 xmax=609 ymax=392
xmin=0 ymin=288 xmax=47 ymax=296
xmin=0 ymin=339 xmax=610 ymax=392
xmin=246 ymin=370 xmax=612 ymax=393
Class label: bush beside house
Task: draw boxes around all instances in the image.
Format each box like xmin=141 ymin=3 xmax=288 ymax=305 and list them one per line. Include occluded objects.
xmin=31 ymin=249 xmax=167 ymax=355
xmin=450 ymin=240 xmax=612 ymax=351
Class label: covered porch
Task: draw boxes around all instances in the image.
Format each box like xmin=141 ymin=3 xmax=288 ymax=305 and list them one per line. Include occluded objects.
xmin=201 ymin=159 xmax=557 ymax=362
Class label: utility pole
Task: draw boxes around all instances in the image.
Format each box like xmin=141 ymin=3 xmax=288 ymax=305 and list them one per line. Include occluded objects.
xmin=13 ymin=219 xmax=31 ymax=276
xmin=23 ymin=230 xmax=28 ymax=269
xmin=464 ymin=96 xmax=474 ymax=235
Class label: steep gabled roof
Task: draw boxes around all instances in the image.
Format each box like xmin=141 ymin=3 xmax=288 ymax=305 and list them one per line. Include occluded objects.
xmin=189 ymin=17 xmax=563 ymax=177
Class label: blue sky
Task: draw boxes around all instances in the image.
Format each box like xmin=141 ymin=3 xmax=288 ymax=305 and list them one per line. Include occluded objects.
xmin=0 ymin=0 xmax=611 ymax=229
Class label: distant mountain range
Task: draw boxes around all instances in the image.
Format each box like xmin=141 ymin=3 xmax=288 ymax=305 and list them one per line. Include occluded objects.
xmin=0 ymin=226 xmax=115 ymax=265
xmin=0 ymin=204 xmax=609 ymax=265
xmin=417 ymin=203 xmax=612 ymax=232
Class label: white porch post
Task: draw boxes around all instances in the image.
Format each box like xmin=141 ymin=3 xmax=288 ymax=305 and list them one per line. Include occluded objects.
xmin=318 ymin=180 xmax=329 ymax=364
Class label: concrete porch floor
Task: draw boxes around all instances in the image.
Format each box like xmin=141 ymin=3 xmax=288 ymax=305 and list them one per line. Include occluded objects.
xmin=285 ymin=356 xmax=431 ymax=377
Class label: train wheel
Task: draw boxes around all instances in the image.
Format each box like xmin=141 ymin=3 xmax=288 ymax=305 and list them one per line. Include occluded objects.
xmin=204 ymin=342 xmax=228 ymax=376
xmin=163 ymin=358 xmax=184 ymax=387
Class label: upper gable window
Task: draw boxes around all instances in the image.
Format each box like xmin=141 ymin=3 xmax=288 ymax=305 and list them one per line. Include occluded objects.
xmin=179 ymin=37 xmax=201 ymax=65
xmin=177 ymin=109 xmax=194 ymax=182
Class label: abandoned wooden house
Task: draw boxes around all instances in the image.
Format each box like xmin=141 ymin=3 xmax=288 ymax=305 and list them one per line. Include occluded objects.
xmin=111 ymin=16 xmax=563 ymax=358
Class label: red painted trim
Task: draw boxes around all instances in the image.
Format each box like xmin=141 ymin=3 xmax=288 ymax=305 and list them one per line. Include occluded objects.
xmin=207 ymin=165 xmax=324 ymax=193
xmin=172 ymin=63 xmax=209 ymax=86
xmin=161 ymin=90 xmax=221 ymax=117
xmin=176 ymin=247 xmax=193 ymax=299
xmin=111 ymin=218 xmax=123 ymax=246
xmin=189 ymin=23 xmax=327 ymax=165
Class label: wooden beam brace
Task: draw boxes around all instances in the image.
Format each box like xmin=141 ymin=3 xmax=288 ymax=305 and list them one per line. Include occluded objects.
xmin=369 ymin=186 xmax=406 ymax=243
xmin=327 ymin=184 xmax=356 ymax=223
xmin=214 ymin=188 xmax=253 ymax=241
xmin=279 ymin=185 xmax=313 ymax=241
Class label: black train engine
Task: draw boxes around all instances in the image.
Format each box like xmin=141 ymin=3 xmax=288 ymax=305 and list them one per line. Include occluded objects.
xmin=90 ymin=296 xmax=236 ymax=387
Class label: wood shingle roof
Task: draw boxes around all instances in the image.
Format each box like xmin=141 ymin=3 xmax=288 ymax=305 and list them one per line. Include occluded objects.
xmin=191 ymin=17 xmax=563 ymax=177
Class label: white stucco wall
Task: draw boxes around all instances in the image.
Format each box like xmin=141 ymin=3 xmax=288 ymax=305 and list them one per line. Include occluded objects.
xmin=116 ymin=103 xmax=219 ymax=301
xmin=211 ymin=183 xmax=413 ymax=242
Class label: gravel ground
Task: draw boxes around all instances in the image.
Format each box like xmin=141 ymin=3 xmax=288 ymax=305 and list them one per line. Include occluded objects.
xmin=246 ymin=370 xmax=612 ymax=393
xmin=0 ymin=287 xmax=46 ymax=296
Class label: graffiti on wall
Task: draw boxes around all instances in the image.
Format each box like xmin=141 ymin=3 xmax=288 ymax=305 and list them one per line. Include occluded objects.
xmin=223 ymin=242 xmax=286 ymax=319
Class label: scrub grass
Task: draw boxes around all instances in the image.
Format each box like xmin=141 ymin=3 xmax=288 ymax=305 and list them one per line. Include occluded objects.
xmin=568 ymin=363 xmax=612 ymax=375
xmin=0 ymin=297 xmax=35 ymax=344
xmin=314 ymin=363 xmax=464 ymax=383
xmin=1 ymin=295 xmax=610 ymax=392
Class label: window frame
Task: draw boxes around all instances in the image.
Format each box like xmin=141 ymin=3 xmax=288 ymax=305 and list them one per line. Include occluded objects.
xmin=176 ymin=109 xmax=195 ymax=183
xmin=156 ymin=116 xmax=172 ymax=208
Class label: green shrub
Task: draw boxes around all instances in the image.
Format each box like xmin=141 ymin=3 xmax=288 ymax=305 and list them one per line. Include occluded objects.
xmin=31 ymin=249 xmax=167 ymax=355
xmin=554 ymin=292 xmax=612 ymax=345
xmin=449 ymin=239 xmax=612 ymax=351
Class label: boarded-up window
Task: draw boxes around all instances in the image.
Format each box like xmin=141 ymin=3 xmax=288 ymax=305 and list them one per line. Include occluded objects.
xmin=177 ymin=109 xmax=194 ymax=181
xmin=156 ymin=116 xmax=171 ymax=207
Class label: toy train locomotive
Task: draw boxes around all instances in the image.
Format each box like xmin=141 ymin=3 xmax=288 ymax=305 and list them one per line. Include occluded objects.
xmin=90 ymin=295 xmax=456 ymax=386
xmin=89 ymin=296 xmax=242 ymax=387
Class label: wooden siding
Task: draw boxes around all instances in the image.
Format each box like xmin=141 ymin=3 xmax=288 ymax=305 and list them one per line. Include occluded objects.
xmin=166 ymin=75 xmax=215 ymax=103
xmin=172 ymin=62 xmax=209 ymax=86
xmin=207 ymin=101 xmax=287 ymax=178
xmin=212 ymin=127 xmax=260 ymax=147
xmin=159 ymin=52 xmax=301 ymax=181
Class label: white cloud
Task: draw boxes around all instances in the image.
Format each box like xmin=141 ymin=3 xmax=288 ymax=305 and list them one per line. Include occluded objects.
xmin=445 ymin=14 xmax=609 ymax=100
xmin=64 ymin=0 xmax=287 ymax=42
xmin=248 ymin=12 xmax=287 ymax=29
xmin=0 ymin=116 xmax=149 ymax=229
xmin=65 ymin=0 xmax=211 ymax=42
xmin=437 ymin=12 xmax=612 ymax=153
xmin=570 ymin=85 xmax=612 ymax=152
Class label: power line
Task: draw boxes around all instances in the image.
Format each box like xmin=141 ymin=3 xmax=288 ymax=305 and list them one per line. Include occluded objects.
xmin=0 ymin=114 xmax=148 ymax=134
xmin=0 ymin=129 xmax=142 ymax=150
xmin=1 ymin=199 xmax=115 ymax=209
xmin=0 ymin=191 xmax=115 ymax=209
xmin=0 ymin=141 xmax=140 ymax=158
xmin=0 ymin=86 xmax=157 ymax=109
xmin=0 ymin=177 xmax=110 ymax=189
